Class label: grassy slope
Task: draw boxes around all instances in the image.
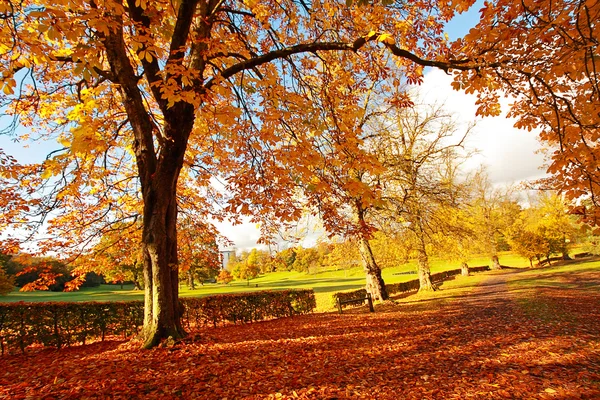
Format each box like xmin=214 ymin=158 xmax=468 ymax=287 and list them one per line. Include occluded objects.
xmin=0 ymin=251 xmax=531 ymax=311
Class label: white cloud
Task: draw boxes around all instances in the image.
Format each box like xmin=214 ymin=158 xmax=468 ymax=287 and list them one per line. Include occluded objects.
xmin=417 ymin=69 xmax=548 ymax=185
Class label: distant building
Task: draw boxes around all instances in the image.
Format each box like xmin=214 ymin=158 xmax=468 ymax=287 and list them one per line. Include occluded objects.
xmin=220 ymin=250 xmax=236 ymax=271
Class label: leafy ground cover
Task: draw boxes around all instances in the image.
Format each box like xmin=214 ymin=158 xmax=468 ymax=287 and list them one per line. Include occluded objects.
xmin=1 ymin=260 xmax=598 ymax=399
xmin=1 ymin=252 xmax=530 ymax=312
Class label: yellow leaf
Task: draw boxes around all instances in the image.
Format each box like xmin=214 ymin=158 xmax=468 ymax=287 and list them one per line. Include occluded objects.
xmin=377 ymin=33 xmax=394 ymax=45
xmin=2 ymin=84 xmax=14 ymax=95
xmin=41 ymin=168 xmax=53 ymax=180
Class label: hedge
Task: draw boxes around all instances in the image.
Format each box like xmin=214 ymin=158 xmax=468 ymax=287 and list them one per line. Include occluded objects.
xmin=332 ymin=266 xmax=491 ymax=307
xmin=0 ymin=289 xmax=315 ymax=355
xmin=181 ymin=290 xmax=316 ymax=328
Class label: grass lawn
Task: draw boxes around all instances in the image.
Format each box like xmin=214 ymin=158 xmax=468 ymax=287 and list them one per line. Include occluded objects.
xmin=1 ymin=251 xmax=531 ymax=311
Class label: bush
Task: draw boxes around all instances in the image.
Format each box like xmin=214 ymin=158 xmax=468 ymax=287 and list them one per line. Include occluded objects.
xmin=332 ymin=266 xmax=491 ymax=307
xmin=0 ymin=289 xmax=315 ymax=355
xmin=0 ymin=301 xmax=143 ymax=354
xmin=181 ymin=289 xmax=315 ymax=328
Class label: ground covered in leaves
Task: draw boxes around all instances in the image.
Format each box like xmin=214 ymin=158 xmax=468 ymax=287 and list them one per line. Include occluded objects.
xmin=2 ymin=267 xmax=600 ymax=399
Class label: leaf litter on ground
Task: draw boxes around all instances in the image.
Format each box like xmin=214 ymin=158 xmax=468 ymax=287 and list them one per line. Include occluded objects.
xmin=1 ymin=269 xmax=599 ymax=399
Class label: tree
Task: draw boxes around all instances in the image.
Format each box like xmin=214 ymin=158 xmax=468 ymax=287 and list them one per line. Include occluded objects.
xmin=529 ymin=192 xmax=579 ymax=261
xmin=323 ymin=239 xmax=361 ymax=276
xmin=292 ymin=247 xmax=323 ymax=274
xmin=507 ymin=228 xmax=549 ymax=268
xmin=74 ymin=223 xmax=145 ymax=290
xmin=216 ymin=269 xmax=233 ymax=285
xmin=274 ymin=248 xmax=297 ymax=272
xmin=376 ymin=101 xmax=472 ymax=291
xmin=0 ymin=265 xmax=15 ymax=295
xmin=178 ymin=218 xmax=222 ymax=289
xmin=469 ymin=170 xmax=520 ymax=270
xmin=430 ymin=206 xmax=478 ymax=276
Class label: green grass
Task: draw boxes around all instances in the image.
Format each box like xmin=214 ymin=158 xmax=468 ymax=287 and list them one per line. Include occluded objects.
xmin=506 ymin=258 xmax=600 ymax=291
xmin=0 ymin=251 xmax=532 ymax=311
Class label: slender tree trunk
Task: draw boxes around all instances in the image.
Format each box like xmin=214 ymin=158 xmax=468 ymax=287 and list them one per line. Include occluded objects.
xmin=358 ymin=237 xmax=388 ymax=301
xmin=187 ymin=269 xmax=195 ymax=290
xmin=485 ymin=209 xmax=502 ymax=270
xmin=353 ymin=200 xmax=388 ymax=301
xmin=461 ymin=261 xmax=469 ymax=276
xmin=132 ymin=262 xmax=142 ymax=290
xmin=413 ymin=218 xmax=434 ymax=291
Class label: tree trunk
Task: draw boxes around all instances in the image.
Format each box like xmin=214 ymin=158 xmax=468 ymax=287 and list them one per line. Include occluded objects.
xmin=416 ymin=247 xmax=435 ymax=291
xmin=490 ymin=254 xmax=502 ymax=270
xmin=140 ymin=181 xmax=186 ymax=349
xmin=486 ymin=211 xmax=502 ymax=270
xmin=461 ymin=262 xmax=469 ymax=276
xmin=132 ymin=262 xmax=142 ymax=290
xmin=187 ymin=269 xmax=195 ymax=290
xmin=101 ymin=7 xmax=198 ymax=348
xmin=136 ymin=116 xmax=193 ymax=349
xmin=358 ymin=237 xmax=388 ymax=301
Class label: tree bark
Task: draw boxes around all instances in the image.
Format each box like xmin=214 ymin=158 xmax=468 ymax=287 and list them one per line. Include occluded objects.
xmin=358 ymin=237 xmax=388 ymax=301
xmin=414 ymin=219 xmax=434 ymax=291
xmin=140 ymin=172 xmax=187 ymax=348
xmin=353 ymin=199 xmax=388 ymax=301
xmin=416 ymin=246 xmax=435 ymax=291
xmin=491 ymin=254 xmax=502 ymax=270
xmin=461 ymin=261 xmax=469 ymax=276
xmin=187 ymin=269 xmax=196 ymax=290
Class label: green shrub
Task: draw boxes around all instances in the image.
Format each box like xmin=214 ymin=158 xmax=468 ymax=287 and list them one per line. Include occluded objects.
xmin=0 ymin=289 xmax=315 ymax=355
xmin=332 ymin=266 xmax=491 ymax=308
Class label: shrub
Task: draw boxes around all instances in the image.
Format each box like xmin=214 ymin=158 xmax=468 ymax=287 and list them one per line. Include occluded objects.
xmin=332 ymin=266 xmax=491 ymax=308
xmin=0 ymin=289 xmax=315 ymax=355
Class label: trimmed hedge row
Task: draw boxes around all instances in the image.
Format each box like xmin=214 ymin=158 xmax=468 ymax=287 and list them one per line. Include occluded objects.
xmin=332 ymin=266 xmax=491 ymax=306
xmin=0 ymin=289 xmax=315 ymax=355
xmin=0 ymin=301 xmax=143 ymax=355
xmin=182 ymin=289 xmax=316 ymax=328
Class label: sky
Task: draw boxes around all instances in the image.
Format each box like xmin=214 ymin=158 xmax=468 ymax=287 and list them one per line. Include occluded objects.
xmin=0 ymin=1 xmax=548 ymax=253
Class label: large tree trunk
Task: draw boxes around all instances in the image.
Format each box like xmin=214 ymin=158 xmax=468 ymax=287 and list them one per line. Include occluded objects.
xmin=140 ymin=177 xmax=186 ymax=349
xmin=358 ymin=237 xmax=388 ymax=301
